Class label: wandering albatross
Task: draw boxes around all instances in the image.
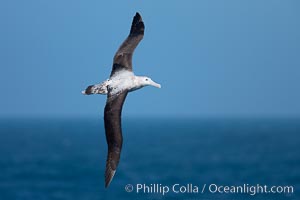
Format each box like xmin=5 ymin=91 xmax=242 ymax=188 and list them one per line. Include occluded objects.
xmin=82 ymin=12 xmax=161 ymax=187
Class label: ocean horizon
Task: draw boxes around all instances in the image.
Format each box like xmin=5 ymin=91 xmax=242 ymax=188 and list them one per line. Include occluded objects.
xmin=0 ymin=117 xmax=299 ymax=200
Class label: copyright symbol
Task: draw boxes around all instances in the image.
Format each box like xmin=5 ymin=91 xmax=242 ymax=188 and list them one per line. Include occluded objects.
xmin=125 ymin=184 xmax=134 ymax=192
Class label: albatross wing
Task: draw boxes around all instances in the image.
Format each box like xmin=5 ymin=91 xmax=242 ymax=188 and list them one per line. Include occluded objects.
xmin=104 ymin=12 xmax=145 ymax=188
xmin=111 ymin=12 xmax=145 ymax=77
xmin=104 ymin=91 xmax=128 ymax=187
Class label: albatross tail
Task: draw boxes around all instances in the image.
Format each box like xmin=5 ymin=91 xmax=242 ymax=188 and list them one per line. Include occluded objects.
xmin=82 ymin=83 xmax=108 ymax=95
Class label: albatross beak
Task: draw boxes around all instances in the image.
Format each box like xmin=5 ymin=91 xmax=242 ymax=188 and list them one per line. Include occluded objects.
xmin=150 ymin=80 xmax=161 ymax=88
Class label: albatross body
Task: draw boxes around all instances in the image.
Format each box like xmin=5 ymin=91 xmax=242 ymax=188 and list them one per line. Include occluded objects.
xmin=82 ymin=12 xmax=161 ymax=187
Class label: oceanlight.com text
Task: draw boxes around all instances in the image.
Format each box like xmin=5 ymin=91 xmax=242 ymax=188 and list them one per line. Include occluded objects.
xmin=124 ymin=183 xmax=294 ymax=196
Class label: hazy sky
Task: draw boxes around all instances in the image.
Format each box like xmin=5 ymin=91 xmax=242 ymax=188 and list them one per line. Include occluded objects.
xmin=0 ymin=1 xmax=299 ymax=117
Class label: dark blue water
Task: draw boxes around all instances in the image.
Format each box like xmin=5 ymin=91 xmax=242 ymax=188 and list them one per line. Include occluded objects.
xmin=0 ymin=117 xmax=299 ymax=200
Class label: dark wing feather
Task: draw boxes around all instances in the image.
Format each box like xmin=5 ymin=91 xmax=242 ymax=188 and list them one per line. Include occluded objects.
xmin=110 ymin=12 xmax=145 ymax=77
xmin=104 ymin=91 xmax=128 ymax=187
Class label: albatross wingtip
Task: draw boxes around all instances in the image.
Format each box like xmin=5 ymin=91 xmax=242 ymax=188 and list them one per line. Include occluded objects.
xmin=130 ymin=12 xmax=144 ymax=36
xmin=133 ymin=12 xmax=143 ymax=22
xmin=135 ymin=12 xmax=141 ymax=17
xmin=105 ymin=169 xmax=116 ymax=188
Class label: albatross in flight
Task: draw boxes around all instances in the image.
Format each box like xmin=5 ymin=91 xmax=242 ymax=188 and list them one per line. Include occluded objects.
xmin=82 ymin=12 xmax=161 ymax=187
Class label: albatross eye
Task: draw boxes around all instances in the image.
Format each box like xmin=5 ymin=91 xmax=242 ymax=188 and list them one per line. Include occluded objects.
xmin=145 ymin=78 xmax=148 ymax=81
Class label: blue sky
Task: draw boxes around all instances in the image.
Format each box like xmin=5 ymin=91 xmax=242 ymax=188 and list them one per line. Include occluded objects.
xmin=0 ymin=1 xmax=299 ymax=117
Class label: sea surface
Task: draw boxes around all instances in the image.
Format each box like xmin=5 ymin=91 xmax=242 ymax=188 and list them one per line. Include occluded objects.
xmin=0 ymin=117 xmax=299 ymax=200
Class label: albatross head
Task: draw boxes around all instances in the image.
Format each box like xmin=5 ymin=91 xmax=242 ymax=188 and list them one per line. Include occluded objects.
xmin=139 ymin=76 xmax=161 ymax=88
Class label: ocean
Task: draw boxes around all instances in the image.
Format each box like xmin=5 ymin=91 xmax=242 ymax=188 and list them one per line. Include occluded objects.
xmin=0 ymin=117 xmax=299 ymax=200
